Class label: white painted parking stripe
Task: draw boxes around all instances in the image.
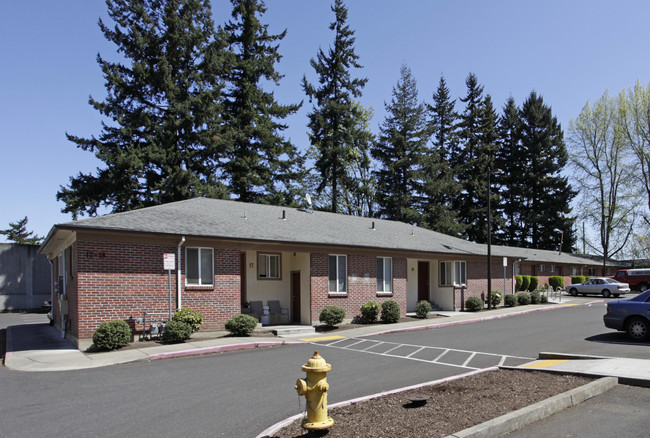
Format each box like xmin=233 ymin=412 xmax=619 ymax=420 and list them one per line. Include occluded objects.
xmin=462 ymin=352 xmax=477 ymax=367
xmin=310 ymin=337 xmax=534 ymax=371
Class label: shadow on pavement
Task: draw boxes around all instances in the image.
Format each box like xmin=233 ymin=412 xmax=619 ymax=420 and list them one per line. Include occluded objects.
xmin=585 ymin=332 xmax=650 ymax=347
xmin=8 ymin=323 xmax=76 ymax=352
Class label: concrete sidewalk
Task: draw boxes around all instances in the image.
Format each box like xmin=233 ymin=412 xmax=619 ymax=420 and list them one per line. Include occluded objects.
xmin=0 ymin=297 xmax=623 ymax=373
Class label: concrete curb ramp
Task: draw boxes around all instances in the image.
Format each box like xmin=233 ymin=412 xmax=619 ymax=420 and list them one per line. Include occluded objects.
xmin=444 ymin=376 xmax=618 ymax=438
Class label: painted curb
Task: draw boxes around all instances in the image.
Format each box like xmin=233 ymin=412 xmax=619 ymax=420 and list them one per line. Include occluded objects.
xmin=149 ymin=340 xmax=302 ymax=361
xmin=444 ymin=376 xmax=618 ymax=438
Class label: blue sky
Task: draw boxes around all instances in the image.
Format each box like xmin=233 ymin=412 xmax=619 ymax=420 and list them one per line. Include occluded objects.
xmin=1 ymin=0 xmax=649 ymax=242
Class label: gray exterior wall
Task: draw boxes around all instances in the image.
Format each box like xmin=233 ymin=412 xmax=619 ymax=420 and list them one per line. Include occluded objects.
xmin=0 ymin=243 xmax=51 ymax=310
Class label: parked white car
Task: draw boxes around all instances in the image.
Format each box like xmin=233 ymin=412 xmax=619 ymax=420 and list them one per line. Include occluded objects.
xmin=568 ymin=277 xmax=631 ymax=298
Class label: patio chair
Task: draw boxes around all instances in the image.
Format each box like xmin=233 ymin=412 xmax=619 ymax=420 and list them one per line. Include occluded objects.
xmin=267 ymin=300 xmax=289 ymax=324
xmin=249 ymin=301 xmax=264 ymax=320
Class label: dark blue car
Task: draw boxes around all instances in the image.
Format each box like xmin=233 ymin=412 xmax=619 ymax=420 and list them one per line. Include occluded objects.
xmin=603 ymin=290 xmax=650 ymax=341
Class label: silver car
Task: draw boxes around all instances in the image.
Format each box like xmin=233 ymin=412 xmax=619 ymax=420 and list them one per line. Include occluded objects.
xmin=569 ymin=277 xmax=631 ymax=298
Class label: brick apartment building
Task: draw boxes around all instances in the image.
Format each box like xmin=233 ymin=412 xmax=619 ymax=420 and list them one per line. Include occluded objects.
xmin=39 ymin=198 xmax=615 ymax=349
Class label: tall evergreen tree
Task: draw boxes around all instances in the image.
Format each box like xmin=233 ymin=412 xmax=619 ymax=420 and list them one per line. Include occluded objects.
xmin=372 ymin=65 xmax=426 ymax=224
xmin=221 ymin=0 xmax=304 ymax=205
xmin=454 ymin=73 xmax=501 ymax=243
xmin=0 ymin=217 xmax=43 ymax=245
xmin=302 ymin=0 xmax=368 ymax=213
xmin=494 ymin=97 xmax=524 ymax=246
xmin=58 ymin=0 xmax=227 ymax=218
xmin=519 ymin=91 xmax=576 ymax=250
xmin=422 ymin=75 xmax=463 ymax=235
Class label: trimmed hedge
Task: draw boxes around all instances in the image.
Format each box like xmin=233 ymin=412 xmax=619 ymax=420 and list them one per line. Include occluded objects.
xmin=504 ymin=294 xmax=517 ymax=307
xmin=572 ymin=276 xmax=587 ymax=285
xmin=162 ymin=320 xmax=192 ymax=343
xmin=530 ymin=290 xmax=541 ymax=304
xmin=517 ymin=292 xmax=531 ymax=306
xmin=490 ymin=290 xmax=503 ymax=308
xmin=172 ymin=308 xmax=204 ymax=333
xmin=319 ymin=306 xmax=345 ymax=327
xmin=380 ymin=300 xmax=401 ymax=324
xmin=549 ymin=276 xmax=564 ymax=289
xmin=415 ymin=300 xmax=431 ymax=318
xmin=360 ymin=301 xmax=380 ymax=323
xmin=519 ymin=275 xmax=531 ymax=292
xmin=528 ymin=276 xmax=539 ymax=292
xmin=92 ymin=320 xmax=131 ymax=351
xmin=465 ymin=296 xmax=483 ymax=312
xmin=225 ymin=314 xmax=258 ymax=336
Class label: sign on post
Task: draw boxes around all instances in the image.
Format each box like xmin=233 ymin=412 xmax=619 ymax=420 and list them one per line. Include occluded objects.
xmin=164 ymin=253 xmax=176 ymax=270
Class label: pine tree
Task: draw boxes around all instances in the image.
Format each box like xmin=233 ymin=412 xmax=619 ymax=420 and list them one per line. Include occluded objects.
xmin=58 ymin=0 xmax=227 ymax=218
xmin=0 ymin=217 xmax=43 ymax=245
xmin=494 ymin=97 xmax=524 ymax=246
xmin=221 ymin=0 xmax=304 ymax=205
xmin=422 ymin=75 xmax=463 ymax=235
xmin=454 ymin=73 xmax=501 ymax=243
xmin=372 ymin=65 xmax=426 ymax=224
xmin=302 ymin=0 xmax=368 ymax=213
xmin=519 ymin=91 xmax=576 ymax=250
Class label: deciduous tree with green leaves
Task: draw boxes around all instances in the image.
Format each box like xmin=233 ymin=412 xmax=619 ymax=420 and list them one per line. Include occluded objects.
xmin=220 ymin=0 xmax=304 ymax=205
xmin=302 ymin=0 xmax=368 ymax=213
xmin=58 ymin=0 xmax=227 ymax=218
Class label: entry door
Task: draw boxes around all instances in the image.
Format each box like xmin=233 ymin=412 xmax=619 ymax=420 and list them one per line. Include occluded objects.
xmin=418 ymin=261 xmax=430 ymax=302
xmin=291 ymin=271 xmax=301 ymax=324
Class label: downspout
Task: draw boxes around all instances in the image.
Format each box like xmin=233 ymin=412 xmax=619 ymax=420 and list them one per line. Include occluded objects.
xmin=512 ymin=259 xmax=522 ymax=295
xmin=177 ymin=236 xmax=185 ymax=310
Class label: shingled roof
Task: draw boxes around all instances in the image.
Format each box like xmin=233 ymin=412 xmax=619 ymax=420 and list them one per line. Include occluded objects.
xmin=41 ymin=197 xmax=613 ymax=266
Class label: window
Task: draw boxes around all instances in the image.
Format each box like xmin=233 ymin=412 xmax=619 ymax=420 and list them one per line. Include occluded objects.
xmin=570 ymin=266 xmax=578 ymax=276
xmin=377 ymin=257 xmax=392 ymax=293
xmin=550 ymin=265 xmax=556 ymax=273
xmin=539 ymin=264 xmax=546 ymax=273
xmin=186 ymin=247 xmax=214 ymax=286
xmin=588 ymin=268 xmax=597 ymax=276
xmin=258 ymin=253 xmax=281 ymax=279
xmin=328 ymin=255 xmax=347 ymax=293
xmin=440 ymin=261 xmax=466 ymax=286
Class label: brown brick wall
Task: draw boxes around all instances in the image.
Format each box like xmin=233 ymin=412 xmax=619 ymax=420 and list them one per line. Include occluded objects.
xmin=74 ymin=239 xmax=240 ymax=341
xmin=310 ymin=253 xmax=407 ymax=321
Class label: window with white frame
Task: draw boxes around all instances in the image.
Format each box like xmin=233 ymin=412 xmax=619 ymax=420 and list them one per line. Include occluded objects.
xmin=328 ymin=255 xmax=347 ymax=293
xmin=186 ymin=247 xmax=214 ymax=285
xmin=258 ymin=253 xmax=281 ymax=279
xmin=570 ymin=266 xmax=578 ymax=276
xmin=588 ymin=267 xmax=597 ymax=276
xmin=539 ymin=264 xmax=546 ymax=273
xmin=440 ymin=261 xmax=466 ymax=286
xmin=550 ymin=265 xmax=556 ymax=273
xmin=377 ymin=257 xmax=392 ymax=293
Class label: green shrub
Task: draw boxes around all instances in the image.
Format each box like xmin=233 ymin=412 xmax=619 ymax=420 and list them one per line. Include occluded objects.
xmin=92 ymin=320 xmax=131 ymax=351
xmin=490 ymin=290 xmax=502 ymax=308
xmin=540 ymin=294 xmax=549 ymax=303
xmin=530 ymin=290 xmax=541 ymax=304
xmin=549 ymin=276 xmax=564 ymax=289
xmin=465 ymin=296 xmax=483 ymax=312
xmin=172 ymin=308 xmax=204 ymax=333
xmin=571 ymin=276 xmax=586 ymax=285
xmin=517 ymin=292 xmax=531 ymax=306
xmin=504 ymin=294 xmax=517 ymax=307
xmin=415 ymin=300 xmax=432 ymax=318
xmin=515 ymin=275 xmax=524 ymax=291
xmin=225 ymin=314 xmax=258 ymax=336
xmin=360 ymin=301 xmax=380 ymax=323
xmin=528 ymin=276 xmax=539 ymax=292
xmin=380 ymin=300 xmax=401 ymax=323
xmin=319 ymin=306 xmax=345 ymax=327
xmin=162 ymin=320 xmax=192 ymax=343
xmin=520 ymin=275 xmax=531 ymax=292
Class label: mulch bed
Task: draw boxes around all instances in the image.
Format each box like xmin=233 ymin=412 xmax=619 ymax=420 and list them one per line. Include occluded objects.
xmin=271 ymin=369 xmax=593 ymax=438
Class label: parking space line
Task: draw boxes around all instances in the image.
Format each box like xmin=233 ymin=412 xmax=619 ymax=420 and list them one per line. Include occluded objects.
xmin=462 ymin=352 xmax=477 ymax=367
xmin=432 ymin=349 xmax=450 ymax=362
xmin=406 ymin=347 xmax=425 ymax=358
xmin=360 ymin=341 xmax=383 ymax=351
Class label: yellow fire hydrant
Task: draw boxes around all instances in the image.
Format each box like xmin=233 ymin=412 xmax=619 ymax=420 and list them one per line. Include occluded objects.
xmin=294 ymin=351 xmax=334 ymax=430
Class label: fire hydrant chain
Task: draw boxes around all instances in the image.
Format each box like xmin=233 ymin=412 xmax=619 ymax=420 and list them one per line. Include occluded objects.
xmin=294 ymin=351 xmax=334 ymax=431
